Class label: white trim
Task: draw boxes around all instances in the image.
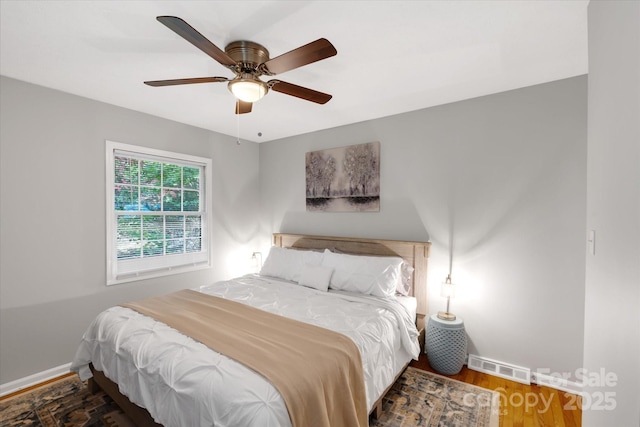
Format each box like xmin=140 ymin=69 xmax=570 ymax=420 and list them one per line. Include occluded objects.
xmin=0 ymin=363 xmax=71 ymax=397
xmin=112 ymin=260 xmax=209 ymax=285
xmin=533 ymin=371 xmax=584 ymax=395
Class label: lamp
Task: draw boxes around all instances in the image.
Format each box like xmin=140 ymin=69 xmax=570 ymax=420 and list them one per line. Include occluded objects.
xmin=228 ymin=77 xmax=268 ymax=103
xmin=437 ymin=274 xmax=456 ymax=321
xmin=251 ymin=251 xmax=263 ymax=271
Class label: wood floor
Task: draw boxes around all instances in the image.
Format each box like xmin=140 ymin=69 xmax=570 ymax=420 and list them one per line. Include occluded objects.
xmin=410 ymin=354 xmax=582 ymax=427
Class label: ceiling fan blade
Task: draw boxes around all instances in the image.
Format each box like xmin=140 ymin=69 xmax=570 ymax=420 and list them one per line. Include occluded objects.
xmin=235 ymin=100 xmax=252 ymax=114
xmin=269 ymin=80 xmax=332 ymax=104
xmin=144 ymin=77 xmax=229 ymax=87
xmin=157 ymin=16 xmax=237 ymax=68
xmin=263 ymin=38 xmax=337 ymax=75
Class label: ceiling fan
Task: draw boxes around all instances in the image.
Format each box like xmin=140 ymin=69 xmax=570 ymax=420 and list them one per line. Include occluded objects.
xmin=144 ymin=16 xmax=337 ymax=114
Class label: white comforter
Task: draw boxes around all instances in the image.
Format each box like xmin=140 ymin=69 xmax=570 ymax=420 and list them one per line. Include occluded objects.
xmin=71 ymin=275 xmax=420 ymax=427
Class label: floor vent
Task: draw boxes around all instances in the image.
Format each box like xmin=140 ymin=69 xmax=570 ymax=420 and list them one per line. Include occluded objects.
xmin=467 ymin=354 xmax=531 ymax=384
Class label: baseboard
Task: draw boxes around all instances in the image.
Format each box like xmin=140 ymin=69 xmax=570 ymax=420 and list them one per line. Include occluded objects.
xmin=0 ymin=363 xmax=72 ymax=397
xmin=532 ymin=371 xmax=584 ymax=395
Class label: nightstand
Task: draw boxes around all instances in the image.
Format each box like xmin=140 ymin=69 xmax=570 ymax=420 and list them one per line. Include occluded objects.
xmin=425 ymin=314 xmax=467 ymax=375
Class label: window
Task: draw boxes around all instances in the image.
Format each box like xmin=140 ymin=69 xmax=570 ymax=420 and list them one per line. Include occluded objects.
xmin=106 ymin=141 xmax=212 ymax=285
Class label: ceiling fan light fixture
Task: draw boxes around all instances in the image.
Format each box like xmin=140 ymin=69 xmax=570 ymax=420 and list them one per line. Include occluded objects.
xmin=228 ymin=78 xmax=268 ymax=103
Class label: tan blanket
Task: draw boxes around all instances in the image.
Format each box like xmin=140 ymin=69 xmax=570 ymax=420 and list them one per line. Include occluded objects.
xmin=122 ymin=289 xmax=368 ymax=427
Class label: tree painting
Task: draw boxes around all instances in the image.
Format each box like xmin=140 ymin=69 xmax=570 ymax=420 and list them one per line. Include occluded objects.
xmin=306 ymin=142 xmax=380 ymax=212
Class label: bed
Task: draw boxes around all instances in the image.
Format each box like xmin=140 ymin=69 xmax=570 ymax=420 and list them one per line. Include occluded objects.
xmin=71 ymin=233 xmax=430 ymax=427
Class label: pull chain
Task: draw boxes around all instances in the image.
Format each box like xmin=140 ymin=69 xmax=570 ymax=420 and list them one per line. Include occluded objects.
xmin=236 ymin=106 xmax=241 ymax=145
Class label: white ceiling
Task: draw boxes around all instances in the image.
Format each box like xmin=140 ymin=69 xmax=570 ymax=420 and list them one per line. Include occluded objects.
xmin=0 ymin=1 xmax=588 ymax=143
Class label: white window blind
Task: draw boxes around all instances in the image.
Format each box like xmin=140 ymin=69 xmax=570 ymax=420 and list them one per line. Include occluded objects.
xmin=106 ymin=141 xmax=212 ymax=285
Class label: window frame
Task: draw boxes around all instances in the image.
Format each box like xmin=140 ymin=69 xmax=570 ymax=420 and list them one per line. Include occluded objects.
xmin=106 ymin=140 xmax=212 ymax=285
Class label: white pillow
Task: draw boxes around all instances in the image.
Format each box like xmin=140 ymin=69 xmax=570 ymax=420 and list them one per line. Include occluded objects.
xmin=396 ymin=262 xmax=414 ymax=296
xmin=259 ymin=247 xmax=324 ymax=282
xmin=298 ymin=264 xmax=333 ymax=292
xmin=321 ymin=249 xmax=403 ymax=298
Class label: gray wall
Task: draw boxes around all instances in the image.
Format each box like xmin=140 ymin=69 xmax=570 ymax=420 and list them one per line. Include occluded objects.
xmin=1 ymin=73 xmax=589 ymax=387
xmin=583 ymin=2 xmax=640 ymax=426
xmin=0 ymin=76 xmax=261 ymax=383
xmin=259 ymin=76 xmax=588 ymax=378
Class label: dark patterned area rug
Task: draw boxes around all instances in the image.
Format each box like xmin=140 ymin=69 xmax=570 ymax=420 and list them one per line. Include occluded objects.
xmin=0 ymin=375 xmax=134 ymax=427
xmin=371 ymin=367 xmax=499 ymax=427
xmin=1 ymin=367 xmax=498 ymax=426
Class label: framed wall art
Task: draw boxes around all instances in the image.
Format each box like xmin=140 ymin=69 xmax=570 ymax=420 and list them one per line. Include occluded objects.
xmin=305 ymin=141 xmax=380 ymax=212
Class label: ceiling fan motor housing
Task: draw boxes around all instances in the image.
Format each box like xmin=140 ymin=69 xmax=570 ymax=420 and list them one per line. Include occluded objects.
xmin=225 ymin=41 xmax=270 ymax=74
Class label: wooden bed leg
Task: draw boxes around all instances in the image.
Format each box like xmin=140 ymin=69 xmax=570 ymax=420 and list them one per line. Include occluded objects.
xmin=88 ymin=377 xmax=101 ymax=394
xmin=371 ymin=400 xmax=383 ymax=420
xmin=369 ymin=362 xmax=411 ymax=421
